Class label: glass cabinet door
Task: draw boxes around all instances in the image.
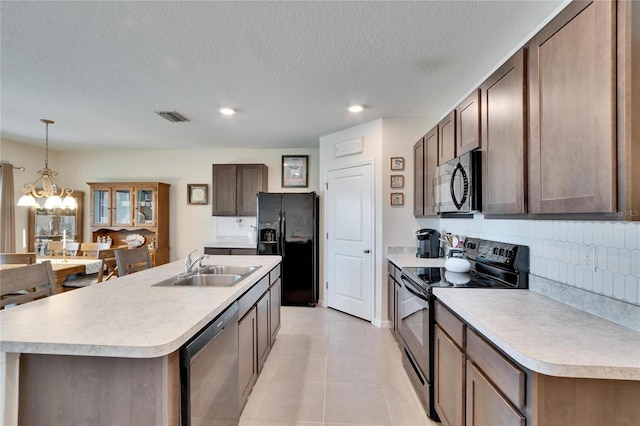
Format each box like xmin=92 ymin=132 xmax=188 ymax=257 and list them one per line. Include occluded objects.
xmin=92 ymin=189 xmax=111 ymax=226
xmin=33 ymin=197 xmax=79 ymax=255
xmin=113 ymin=189 xmax=133 ymax=226
xmin=135 ymin=188 xmax=155 ymax=226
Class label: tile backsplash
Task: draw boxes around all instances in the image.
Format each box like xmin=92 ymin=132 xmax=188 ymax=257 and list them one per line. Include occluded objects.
xmin=439 ymin=217 xmax=639 ymax=306
xmin=214 ymin=216 xmax=257 ymax=240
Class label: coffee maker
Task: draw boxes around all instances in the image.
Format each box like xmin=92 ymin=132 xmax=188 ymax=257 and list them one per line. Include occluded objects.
xmin=416 ymin=228 xmax=441 ymax=258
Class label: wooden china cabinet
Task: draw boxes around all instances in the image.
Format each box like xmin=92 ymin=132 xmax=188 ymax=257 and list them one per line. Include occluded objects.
xmin=28 ymin=192 xmax=84 ymax=255
xmin=87 ymin=182 xmax=170 ymax=265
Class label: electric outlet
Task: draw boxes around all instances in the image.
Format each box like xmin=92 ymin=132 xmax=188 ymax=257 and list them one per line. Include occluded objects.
xmin=581 ymin=245 xmax=597 ymax=272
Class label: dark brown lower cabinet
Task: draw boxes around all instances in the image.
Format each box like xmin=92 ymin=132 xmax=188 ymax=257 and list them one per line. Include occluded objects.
xmin=204 ymin=247 xmax=256 ymax=255
xmin=270 ymin=277 xmax=281 ymax=342
xmin=238 ymin=264 xmax=282 ymax=410
xmin=238 ymin=306 xmax=258 ymax=407
xmin=257 ymin=292 xmax=270 ymax=373
xmin=434 ymin=325 xmax=465 ymax=426
xmin=466 ymin=361 xmax=525 ymax=426
xmin=435 ymin=300 xmax=640 ymax=426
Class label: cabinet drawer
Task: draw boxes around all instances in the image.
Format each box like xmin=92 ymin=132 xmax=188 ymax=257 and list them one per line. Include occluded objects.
xmin=466 ymin=361 xmax=525 ymax=426
xmin=466 ymin=328 xmax=525 ymax=409
xmin=435 ymin=301 xmax=465 ymax=348
xmin=269 ymin=264 xmax=281 ymax=285
xmin=238 ymin=275 xmax=270 ymax=319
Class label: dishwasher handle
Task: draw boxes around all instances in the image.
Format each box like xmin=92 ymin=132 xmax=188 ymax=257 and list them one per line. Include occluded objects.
xmin=181 ymin=301 xmax=238 ymax=366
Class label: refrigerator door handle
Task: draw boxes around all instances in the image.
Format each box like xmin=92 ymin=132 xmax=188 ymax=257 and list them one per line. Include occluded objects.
xmin=281 ymin=211 xmax=286 ymax=257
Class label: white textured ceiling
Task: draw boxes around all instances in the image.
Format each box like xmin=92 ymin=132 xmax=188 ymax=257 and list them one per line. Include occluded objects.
xmin=1 ymin=1 xmax=564 ymax=151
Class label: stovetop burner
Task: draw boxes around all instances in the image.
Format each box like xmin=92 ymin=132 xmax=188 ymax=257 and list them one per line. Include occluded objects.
xmin=402 ymin=237 xmax=530 ymax=293
xmin=403 ymin=266 xmax=514 ymax=291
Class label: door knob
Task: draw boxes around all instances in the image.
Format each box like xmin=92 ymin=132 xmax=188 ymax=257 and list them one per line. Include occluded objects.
xmin=364 ymin=249 xmax=370 ymax=254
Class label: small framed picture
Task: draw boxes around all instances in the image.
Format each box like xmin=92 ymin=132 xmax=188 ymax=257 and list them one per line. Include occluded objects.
xmin=282 ymin=155 xmax=309 ymax=188
xmin=187 ymin=184 xmax=208 ymax=205
xmin=391 ymin=157 xmax=405 ymax=170
xmin=390 ymin=175 xmax=404 ymax=188
xmin=390 ymin=192 xmax=404 ymax=206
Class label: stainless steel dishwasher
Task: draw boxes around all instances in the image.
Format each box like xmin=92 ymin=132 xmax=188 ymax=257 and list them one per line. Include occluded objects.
xmin=180 ymin=301 xmax=239 ymax=426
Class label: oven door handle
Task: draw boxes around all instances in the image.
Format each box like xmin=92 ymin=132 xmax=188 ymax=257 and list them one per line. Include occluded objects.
xmin=401 ymin=276 xmax=429 ymax=302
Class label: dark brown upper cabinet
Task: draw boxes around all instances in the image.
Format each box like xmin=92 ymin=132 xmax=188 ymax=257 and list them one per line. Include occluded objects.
xmin=413 ymin=126 xmax=439 ymax=217
xmin=481 ymin=49 xmax=527 ymax=215
xmin=438 ymin=110 xmax=457 ymax=165
xmin=456 ymin=88 xmax=482 ymax=157
xmin=212 ymin=164 xmax=268 ymax=216
xmin=528 ymin=0 xmax=616 ymax=214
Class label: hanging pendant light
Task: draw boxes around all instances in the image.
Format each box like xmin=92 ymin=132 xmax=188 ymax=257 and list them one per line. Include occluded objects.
xmin=17 ymin=119 xmax=76 ymax=210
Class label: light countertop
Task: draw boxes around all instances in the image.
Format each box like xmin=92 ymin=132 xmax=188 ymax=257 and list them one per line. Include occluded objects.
xmin=433 ymin=288 xmax=640 ymax=380
xmin=387 ymin=253 xmax=640 ymax=380
xmin=0 ymin=255 xmax=281 ymax=359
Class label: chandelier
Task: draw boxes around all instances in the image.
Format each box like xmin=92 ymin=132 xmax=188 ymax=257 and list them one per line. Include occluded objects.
xmin=17 ymin=119 xmax=77 ymax=210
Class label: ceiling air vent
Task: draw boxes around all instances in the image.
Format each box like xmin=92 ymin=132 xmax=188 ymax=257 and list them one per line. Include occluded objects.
xmin=155 ymin=111 xmax=190 ymax=122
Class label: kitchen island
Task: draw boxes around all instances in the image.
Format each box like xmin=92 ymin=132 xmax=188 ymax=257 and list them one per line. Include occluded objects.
xmin=0 ymin=255 xmax=281 ymax=425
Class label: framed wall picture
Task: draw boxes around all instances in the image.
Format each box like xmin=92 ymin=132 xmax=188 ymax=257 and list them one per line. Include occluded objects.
xmin=187 ymin=184 xmax=208 ymax=205
xmin=390 ymin=175 xmax=404 ymax=188
xmin=391 ymin=157 xmax=405 ymax=170
xmin=390 ymin=192 xmax=404 ymax=206
xmin=282 ymin=155 xmax=309 ymax=188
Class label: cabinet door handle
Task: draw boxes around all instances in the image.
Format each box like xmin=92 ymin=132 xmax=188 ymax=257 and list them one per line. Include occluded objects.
xmin=364 ymin=249 xmax=370 ymax=254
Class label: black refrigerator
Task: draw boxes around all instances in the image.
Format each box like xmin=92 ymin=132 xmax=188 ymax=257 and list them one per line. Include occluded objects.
xmin=256 ymin=192 xmax=318 ymax=306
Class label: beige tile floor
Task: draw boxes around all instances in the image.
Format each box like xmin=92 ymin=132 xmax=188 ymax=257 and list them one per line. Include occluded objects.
xmin=239 ymin=306 xmax=440 ymax=426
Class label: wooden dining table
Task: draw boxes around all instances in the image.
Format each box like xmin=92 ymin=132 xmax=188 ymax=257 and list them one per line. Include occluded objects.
xmin=35 ymin=257 xmax=103 ymax=293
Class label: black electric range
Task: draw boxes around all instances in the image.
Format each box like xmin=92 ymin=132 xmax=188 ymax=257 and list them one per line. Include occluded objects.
xmin=403 ymin=237 xmax=530 ymax=294
xmin=398 ymin=237 xmax=529 ymax=421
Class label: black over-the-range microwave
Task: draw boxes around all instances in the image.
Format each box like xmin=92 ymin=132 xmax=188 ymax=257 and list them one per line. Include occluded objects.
xmin=432 ymin=150 xmax=481 ymax=214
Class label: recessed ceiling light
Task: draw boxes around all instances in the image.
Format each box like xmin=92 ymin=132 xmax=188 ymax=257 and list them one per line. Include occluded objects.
xmin=348 ymin=104 xmax=364 ymax=113
xmin=220 ymin=108 xmax=235 ymax=115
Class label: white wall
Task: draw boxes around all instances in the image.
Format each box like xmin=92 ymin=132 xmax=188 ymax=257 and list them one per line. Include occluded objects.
xmin=1 ymin=138 xmax=63 ymax=250
xmin=319 ymin=119 xmax=382 ymax=315
xmin=319 ymin=118 xmax=431 ymax=326
xmin=2 ymin=139 xmax=318 ymax=261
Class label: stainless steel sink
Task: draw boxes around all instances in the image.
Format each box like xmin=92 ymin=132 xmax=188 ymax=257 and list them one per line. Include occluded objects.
xmin=153 ymin=273 xmax=243 ymax=287
xmin=198 ymin=265 xmax=260 ymax=276
xmin=178 ymin=274 xmax=243 ymax=287
xmin=152 ymin=265 xmax=260 ymax=287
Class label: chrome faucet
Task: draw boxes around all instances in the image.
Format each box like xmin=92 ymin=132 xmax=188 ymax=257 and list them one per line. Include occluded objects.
xmin=184 ymin=250 xmax=209 ymax=274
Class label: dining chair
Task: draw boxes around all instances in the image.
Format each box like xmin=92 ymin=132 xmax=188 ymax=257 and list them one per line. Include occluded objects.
xmin=97 ymin=249 xmax=118 ymax=282
xmin=62 ymin=248 xmax=119 ymax=288
xmin=80 ymin=242 xmax=111 ymax=258
xmin=0 ymin=261 xmax=57 ymax=309
xmin=48 ymin=241 xmax=79 ymax=256
xmin=0 ymin=253 xmax=36 ymax=265
xmin=114 ymin=246 xmax=152 ymax=276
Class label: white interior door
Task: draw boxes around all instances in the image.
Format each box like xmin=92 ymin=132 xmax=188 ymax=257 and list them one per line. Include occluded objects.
xmin=326 ymin=163 xmax=373 ymax=321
